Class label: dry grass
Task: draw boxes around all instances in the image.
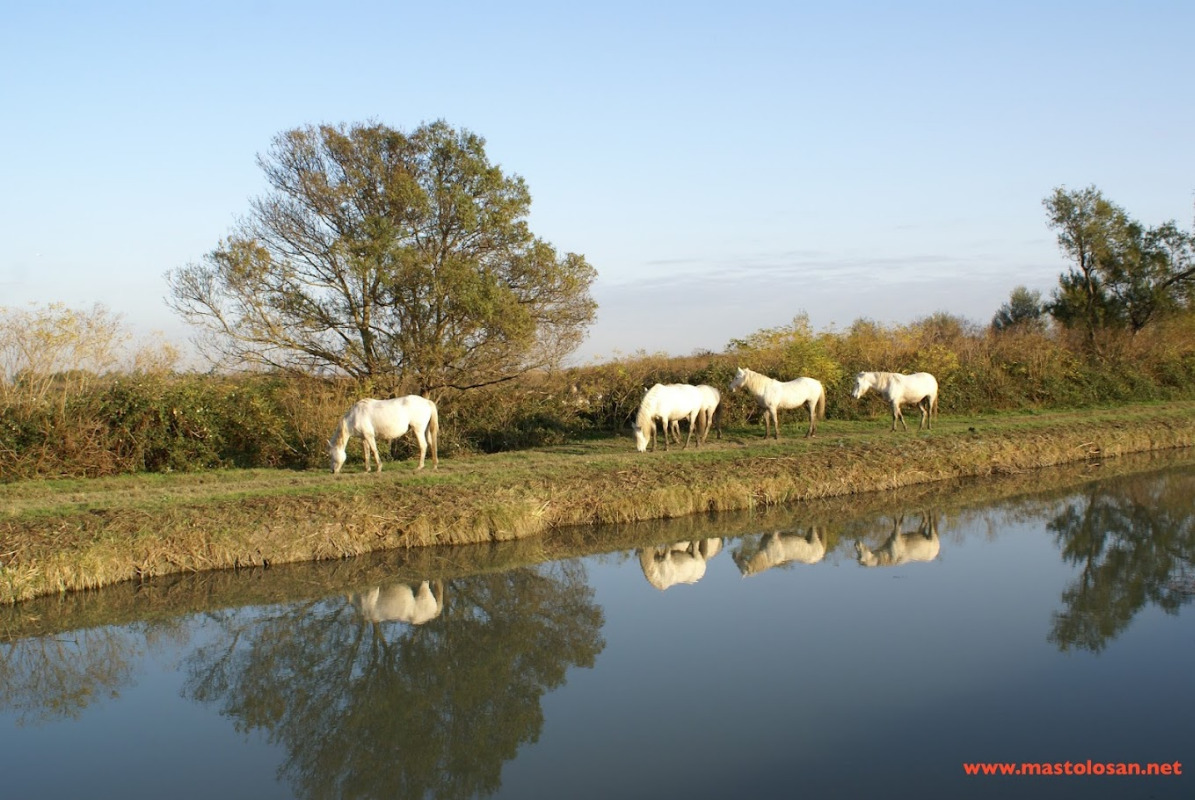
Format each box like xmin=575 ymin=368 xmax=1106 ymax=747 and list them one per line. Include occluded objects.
xmin=2 ymin=402 xmax=1194 ymax=605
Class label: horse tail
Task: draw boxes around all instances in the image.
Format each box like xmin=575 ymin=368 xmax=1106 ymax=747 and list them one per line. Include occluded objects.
xmin=816 ymin=384 xmax=827 ymax=420
xmin=427 ymin=400 xmax=440 ymax=467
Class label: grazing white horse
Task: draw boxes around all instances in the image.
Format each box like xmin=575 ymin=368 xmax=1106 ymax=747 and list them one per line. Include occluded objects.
xmin=854 ymin=513 xmax=940 ymax=568
xmin=667 ymin=383 xmax=722 ymax=444
xmin=638 ymin=539 xmax=723 ymax=590
xmin=734 ymin=528 xmax=826 ymax=577
xmin=328 ymin=396 xmax=439 ymax=473
xmin=633 ymin=383 xmax=705 ymax=452
xmin=851 ymin=371 xmax=938 ymax=431
xmin=349 ymin=580 xmax=444 ymax=625
xmin=728 ymin=367 xmax=826 ymax=438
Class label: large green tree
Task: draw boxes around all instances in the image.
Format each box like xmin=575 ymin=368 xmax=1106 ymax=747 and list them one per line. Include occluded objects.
xmin=168 ymin=121 xmax=597 ymax=392
xmin=1044 ymin=186 xmax=1194 ymax=348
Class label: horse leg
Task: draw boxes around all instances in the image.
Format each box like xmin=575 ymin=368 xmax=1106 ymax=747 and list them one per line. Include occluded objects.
xmin=683 ymin=412 xmax=696 ymax=449
xmin=806 ymin=401 xmax=816 ymax=438
xmin=918 ymin=398 xmax=930 ymax=431
xmin=370 ymin=436 xmax=384 ymax=472
xmin=362 ymin=435 xmax=374 ymax=472
xmin=771 ymin=408 xmax=781 ymax=440
xmin=412 ymin=428 xmax=427 ymax=469
xmin=892 ymin=402 xmax=907 ymax=432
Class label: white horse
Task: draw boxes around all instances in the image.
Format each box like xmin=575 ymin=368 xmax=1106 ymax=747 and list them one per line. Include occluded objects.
xmin=328 ymin=396 xmax=439 ymax=473
xmin=728 ymin=367 xmax=826 ymax=438
xmin=850 ymin=371 xmax=938 ymax=431
xmin=854 ymin=513 xmax=940 ymax=568
xmin=667 ymin=384 xmax=722 ymax=445
xmin=733 ymin=528 xmax=826 ymax=577
xmin=638 ymin=539 xmax=723 ymax=590
xmin=349 ymin=580 xmax=444 ymax=625
xmin=632 ymin=383 xmax=705 ymax=452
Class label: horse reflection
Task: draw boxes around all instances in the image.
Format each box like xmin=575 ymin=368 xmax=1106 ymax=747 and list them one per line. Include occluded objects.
xmin=854 ymin=512 xmax=940 ymax=568
xmin=639 ymin=539 xmax=723 ymax=590
xmin=349 ymin=580 xmax=445 ymax=625
xmin=734 ymin=527 xmax=826 ymax=577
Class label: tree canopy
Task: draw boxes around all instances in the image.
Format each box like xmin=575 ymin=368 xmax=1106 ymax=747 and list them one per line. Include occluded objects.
xmin=991 ymin=286 xmax=1046 ymax=333
xmin=169 ymin=121 xmax=597 ymax=392
xmin=1044 ymin=186 xmax=1194 ymax=347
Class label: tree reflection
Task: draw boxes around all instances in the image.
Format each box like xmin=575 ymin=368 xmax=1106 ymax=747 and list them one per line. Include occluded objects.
xmin=1048 ymin=469 xmax=1195 ymax=652
xmin=182 ymin=561 xmax=604 ymax=800
xmin=0 ymin=619 xmax=188 ymax=725
xmin=0 ymin=630 xmax=137 ymax=724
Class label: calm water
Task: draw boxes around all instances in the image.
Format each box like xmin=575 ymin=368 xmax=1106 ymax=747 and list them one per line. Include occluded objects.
xmin=3 ymin=454 xmax=1194 ymax=799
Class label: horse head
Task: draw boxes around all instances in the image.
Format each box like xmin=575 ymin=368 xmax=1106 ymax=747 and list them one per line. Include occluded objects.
xmin=328 ymin=439 xmax=347 ymax=473
xmin=850 ymin=372 xmax=870 ymax=400
xmin=728 ymin=367 xmax=747 ymax=392
xmin=631 ymin=422 xmax=651 ymax=452
xmin=854 ymin=540 xmax=878 ymax=566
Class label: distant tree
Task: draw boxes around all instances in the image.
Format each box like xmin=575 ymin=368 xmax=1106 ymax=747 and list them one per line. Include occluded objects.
xmin=0 ymin=302 xmax=125 ymax=410
xmin=992 ymin=286 xmax=1046 ymax=333
xmin=1043 ymin=186 xmax=1130 ymax=347
xmin=168 ymin=121 xmax=597 ymax=392
xmin=1044 ymin=186 xmax=1195 ymax=348
xmin=1103 ymin=219 xmax=1195 ymax=333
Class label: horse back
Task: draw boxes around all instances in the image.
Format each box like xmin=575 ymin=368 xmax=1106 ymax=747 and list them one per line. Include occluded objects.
xmin=776 ymin=376 xmax=822 ymax=408
xmin=364 ymin=395 xmax=434 ymax=439
xmin=652 ymin=383 xmax=703 ymax=418
xmin=905 ymin=372 xmax=939 ymax=401
xmin=344 ymin=399 xmax=381 ymax=436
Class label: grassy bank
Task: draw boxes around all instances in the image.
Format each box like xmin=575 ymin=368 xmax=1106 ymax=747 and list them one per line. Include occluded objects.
xmin=3 ymin=402 xmax=1195 ymax=605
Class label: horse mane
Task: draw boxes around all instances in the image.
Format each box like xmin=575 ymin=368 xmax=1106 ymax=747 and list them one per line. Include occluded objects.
xmin=330 ymin=413 xmax=351 ymax=448
xmin=868 ymin=371 xmax=898 ymax=391
xmin=737 ymin=367 xmax=772 ymax=393
xmin=635 ymin=386 xmax=660 ymax=430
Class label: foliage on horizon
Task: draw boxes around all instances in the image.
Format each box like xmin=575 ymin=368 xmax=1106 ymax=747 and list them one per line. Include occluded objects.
xmin=7 ymin=183 xmax=1195 ymax=479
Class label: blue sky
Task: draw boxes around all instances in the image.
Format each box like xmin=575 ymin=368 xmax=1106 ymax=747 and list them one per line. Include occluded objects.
xmin=3 ymin=1 xmax=1192 ymax=363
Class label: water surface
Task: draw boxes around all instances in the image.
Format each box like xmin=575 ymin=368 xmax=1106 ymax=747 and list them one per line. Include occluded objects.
xmin=3 ymin=453 xmax=1194 ymax=799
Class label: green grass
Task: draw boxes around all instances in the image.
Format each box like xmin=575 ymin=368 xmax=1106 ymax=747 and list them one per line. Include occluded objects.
xmin=0 ymin=403 xmax=1183 ymax=519
xmin=3 ymin=402 xmax=1195 ymax=605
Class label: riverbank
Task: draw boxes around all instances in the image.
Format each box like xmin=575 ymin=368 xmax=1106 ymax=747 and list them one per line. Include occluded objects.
xmin=3 ymin=403 xmax=1195 ymax=604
